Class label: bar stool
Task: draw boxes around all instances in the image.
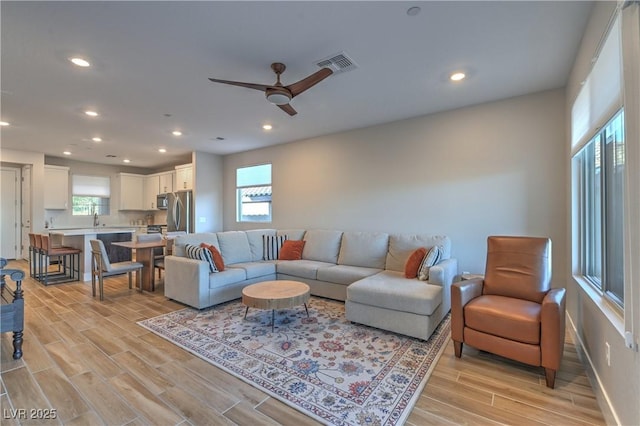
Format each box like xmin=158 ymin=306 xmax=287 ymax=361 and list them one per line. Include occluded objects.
xmin=33 ymin=234 xmax=44 ymax=281
xmin=39 ymin=235 xmax=81 ymax=285
xmin=28 ymin=233 xmax=40 ymax=279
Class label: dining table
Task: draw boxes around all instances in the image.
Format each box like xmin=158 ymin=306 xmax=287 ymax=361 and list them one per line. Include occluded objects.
xmin=112 ymin=239 xmax=166 ymax=292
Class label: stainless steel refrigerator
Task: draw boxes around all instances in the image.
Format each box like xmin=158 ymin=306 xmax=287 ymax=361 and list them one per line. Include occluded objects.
xmin=167 ymin=190 xmax=194 ymax=233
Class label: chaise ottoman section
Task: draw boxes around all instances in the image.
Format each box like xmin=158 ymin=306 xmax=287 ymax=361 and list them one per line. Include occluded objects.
xmin=346 ymin=270 xmax=448 ymax=340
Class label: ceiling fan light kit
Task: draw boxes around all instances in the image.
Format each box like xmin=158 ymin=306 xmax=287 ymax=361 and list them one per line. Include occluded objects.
xmin=209 ymin=62 xmax=333 ymax=116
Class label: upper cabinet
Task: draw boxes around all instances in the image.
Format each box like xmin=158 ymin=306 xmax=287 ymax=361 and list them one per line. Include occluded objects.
xmin=175 ymin=164 xmax=192 ymax=190
xmin=118 ymin=173 xmax=145 ymax=210
xmin=158 ymin=171 xmax=174 ymax=194
xmin=44 ymin=165 xmax=69 ymax=210
xmin=143 ymin=175 xmax=160 ymax=211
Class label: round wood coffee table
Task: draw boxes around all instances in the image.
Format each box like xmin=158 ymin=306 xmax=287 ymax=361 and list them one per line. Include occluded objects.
xmin=242 ymin=280 xmax=310 ymax=331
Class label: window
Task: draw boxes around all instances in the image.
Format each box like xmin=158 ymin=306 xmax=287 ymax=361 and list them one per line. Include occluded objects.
xmin=574 ymin=110 xmax=625 ymax=307
xmin=236 ymin=164 xmax=271 ymax=222
xmin=72 ymin=175 xmax=111 ymax=216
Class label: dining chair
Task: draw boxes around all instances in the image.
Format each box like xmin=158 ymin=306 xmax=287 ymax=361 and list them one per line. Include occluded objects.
xmin=90 ymin=239 xmax=143 ymax=301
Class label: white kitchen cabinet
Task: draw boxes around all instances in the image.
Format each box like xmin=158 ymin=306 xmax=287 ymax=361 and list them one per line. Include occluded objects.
xmin=44 ymin=165 xmax=69 ymax=209
xmin=118 ymin=173 xmax=145 ymax=210
xmin=144 ymin=175 xmax=160 ymax=210
xmin=158 ymin=171 xmax=174 ymax=194
xmin=174 ymin=164 xmax=192 ymax=190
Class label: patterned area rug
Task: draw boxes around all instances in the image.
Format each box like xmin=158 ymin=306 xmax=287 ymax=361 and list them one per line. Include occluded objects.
xmin=138 ymin=297 xmax=450 ymax=425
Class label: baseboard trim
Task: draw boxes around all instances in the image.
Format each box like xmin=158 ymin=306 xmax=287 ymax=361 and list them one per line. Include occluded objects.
xmin=566 ymin=313 xmax=619 ymax=426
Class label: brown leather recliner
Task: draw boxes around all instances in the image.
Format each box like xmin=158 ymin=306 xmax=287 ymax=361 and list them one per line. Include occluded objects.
xmin=451 ymin=236 xmax=566 ymax=388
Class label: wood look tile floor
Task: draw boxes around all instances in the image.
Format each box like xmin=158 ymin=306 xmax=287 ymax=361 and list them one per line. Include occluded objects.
xmin=1 ymin=260 xmax=606 ymax=425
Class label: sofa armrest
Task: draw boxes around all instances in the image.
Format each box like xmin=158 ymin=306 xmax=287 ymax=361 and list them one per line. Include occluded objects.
xmin=428 ymin=258 xmax=458 ymax=286
xmin=164 ymin=255 xmax=211 ymax=309
xmin=541 ymin=287 xmax=566 ymax=371
xmin=451 ymin=278 xmax=484 ymax=342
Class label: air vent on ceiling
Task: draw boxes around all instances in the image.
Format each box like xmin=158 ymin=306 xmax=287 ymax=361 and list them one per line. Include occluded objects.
xmin=315 ymin=52 xmax=357 ymax=75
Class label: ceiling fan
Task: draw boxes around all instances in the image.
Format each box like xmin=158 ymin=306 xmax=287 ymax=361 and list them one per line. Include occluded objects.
xmin=208 ymin=63 xmax=333 ymax=116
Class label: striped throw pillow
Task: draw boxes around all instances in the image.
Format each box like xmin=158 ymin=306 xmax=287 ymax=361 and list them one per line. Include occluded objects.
xmin=263 ymin=235 xmax=287 ymax=260
xmin=185 ymin=244 xmax=218 ymax=273
xmin=418 ymin=245 xmax=442 ymax=281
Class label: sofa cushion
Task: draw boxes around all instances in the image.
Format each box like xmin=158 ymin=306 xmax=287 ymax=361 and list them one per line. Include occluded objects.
xmin=263 ymin=235 xmax=287 ymax=260
xmin=277 ymin=260 xmax=335 ymax=280
xmin=405 ymin=247 xmax=427 ymax=278
xmin=386 ymin=234 xmax=451 ymax=273
xmin=245 ymin=229 xmax=276 ymax=261
xmin=228 ymin=262 xmax=276 ymax=279
xmin=277 ymin=229 xmax=306 ymax=240
xmin=174 ymin=233 xmax=219 ymax=257
xmin=347 ymin=271 xmax=442 ymax=316
xmin=465 ymin=295 xmax=541 ymax=345
xmin=302 ymin=230 xmax=343 ymax=263
xmin=337 ymin=231 xmax=389 ymax=269
xmin=208 ymin=268 xmax=247 ymax=289
xmin=317 ymin=265 xmax=382 ymax=286
xmin=279 ymin=240 xmax=305 ymax=260
xmin=216 ymin=231 xmax=252 ymax=265
xmin=185 ymin=244 xmax=217 ymax=273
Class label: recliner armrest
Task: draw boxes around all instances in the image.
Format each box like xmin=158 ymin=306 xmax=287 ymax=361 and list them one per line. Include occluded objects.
xmin=541 ymin=287 xmax=566 ymax=371
xmin=451 ymin=278 xmax=484 ymax=342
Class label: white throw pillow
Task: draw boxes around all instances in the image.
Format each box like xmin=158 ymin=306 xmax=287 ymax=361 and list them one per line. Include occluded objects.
xmin=185 ymin=244 xmax=217 ymax=273
xmin=418 ymin=245 xmax=442 ymax=281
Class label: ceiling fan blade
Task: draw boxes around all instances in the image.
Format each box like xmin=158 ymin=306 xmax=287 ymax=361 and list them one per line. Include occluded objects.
xmin=278 ymin=104 xmax=297 ymax=116
xmin=286 ymin=68 xmax=333 ymax=98
xmin=208 ymin=78 xmax=272 ymax=92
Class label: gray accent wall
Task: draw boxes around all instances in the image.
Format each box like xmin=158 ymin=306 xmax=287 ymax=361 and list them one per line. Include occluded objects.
xmin=223 ymin=88 xmax=567 ymax=288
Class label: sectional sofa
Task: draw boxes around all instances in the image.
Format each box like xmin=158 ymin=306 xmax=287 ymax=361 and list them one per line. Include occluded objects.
xmin=164 ymin=229 xmax=457 ymax=340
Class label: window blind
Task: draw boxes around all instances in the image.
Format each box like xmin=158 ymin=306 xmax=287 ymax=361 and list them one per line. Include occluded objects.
xmin=72 ymin=175 xmax=111 ymax=197
xmin=572 ymin=15 xmax=622 ymax=153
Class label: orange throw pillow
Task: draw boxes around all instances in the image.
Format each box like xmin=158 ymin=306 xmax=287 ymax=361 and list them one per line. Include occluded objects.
xmin=200 ymin=243 xmax=225 ymax=271
xmin=278 ymin=240 xmax=305 ymax=260
xmin=405 ymin=247 xmax=427 ymax=278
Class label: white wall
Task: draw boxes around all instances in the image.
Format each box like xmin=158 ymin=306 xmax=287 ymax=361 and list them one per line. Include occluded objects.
xmin=193 ymin=151 xmax=223 ymax=233
xmin=224 ymin=89 xmax=567 ymax=284
xmin=565 ymin=3 xmax=640 ymax=425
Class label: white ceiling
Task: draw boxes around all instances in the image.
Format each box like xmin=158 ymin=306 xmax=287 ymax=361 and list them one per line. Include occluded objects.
xmin=1 ymin=1 xmax=592 ymax=169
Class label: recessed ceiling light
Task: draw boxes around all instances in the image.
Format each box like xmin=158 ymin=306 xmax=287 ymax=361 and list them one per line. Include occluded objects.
xmin=92 ymin=137 xmax=102 ymax=142
xmin=70 ymin=57 xmax=91 ymax=67
xmin=85 ymin=110 xmax=98 ymax=117
xmin=450 ymin=72 xmax=466 ymax=82
xmin=0 ymin=121 xmax=9 ymax=126
xmin=63 ymin=151 xmax=71 ymax=156
xmin=172 ymin=130 xmax=182 ymax=136
xmin=407 ymin=6 xmax=421 ymax=16
xmin=262 ymin=124 xmax=272 ymax=130
xmin=123 ymin=159 xmax=131 ymax=163
xmin=158 ymin=148 xmax=167 ymax=153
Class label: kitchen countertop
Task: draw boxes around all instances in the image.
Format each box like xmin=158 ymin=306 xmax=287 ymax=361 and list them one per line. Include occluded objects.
xmin=49 ymin=227 xmax=136 ymax=236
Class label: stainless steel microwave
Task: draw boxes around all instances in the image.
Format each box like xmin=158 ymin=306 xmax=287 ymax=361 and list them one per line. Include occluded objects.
xmin=157 ymin=193 xmax=168 ymax=210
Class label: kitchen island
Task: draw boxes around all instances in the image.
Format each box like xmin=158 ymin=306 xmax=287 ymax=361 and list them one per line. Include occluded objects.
xmin=49 ymin=228 xmax=136 ymax=282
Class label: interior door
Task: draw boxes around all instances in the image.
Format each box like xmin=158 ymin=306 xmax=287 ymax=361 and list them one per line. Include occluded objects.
xmin=1 ymin=167 xmax=20 ymax=259
xmin=21 ymin=165 xmax=31 ymax=260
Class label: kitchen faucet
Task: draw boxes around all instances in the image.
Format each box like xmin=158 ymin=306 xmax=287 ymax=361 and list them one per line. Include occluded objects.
xmin=93 ymin=212 xmax=99 ymax=227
